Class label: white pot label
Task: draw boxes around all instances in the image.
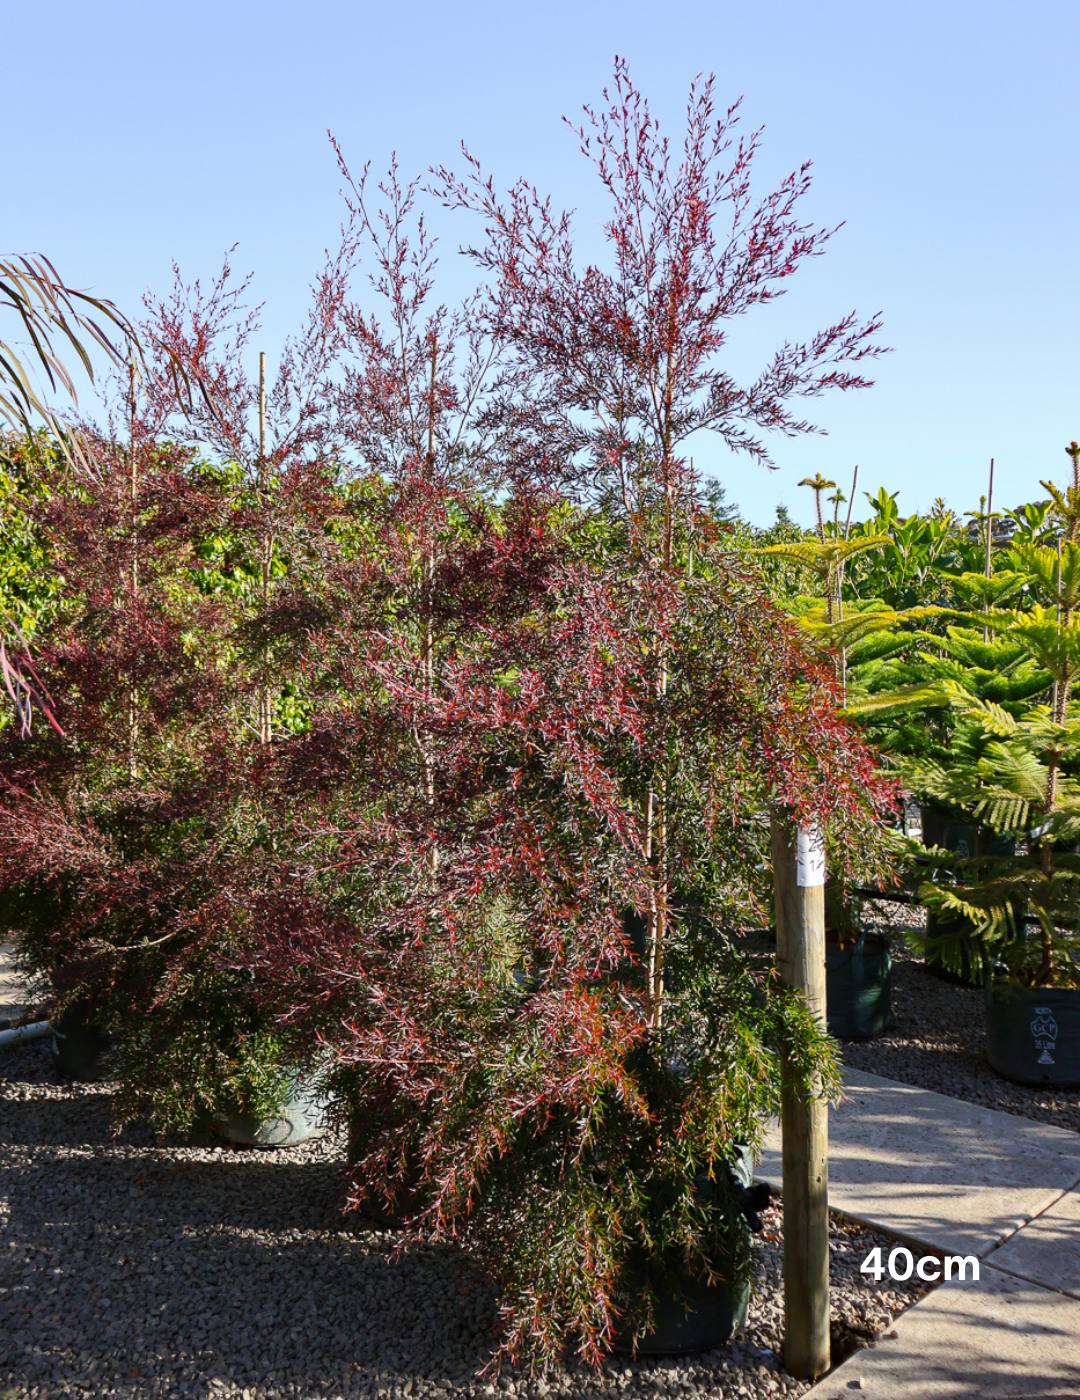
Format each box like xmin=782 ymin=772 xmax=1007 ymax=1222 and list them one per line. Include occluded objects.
xmin=796 ymin=824 xmax=826 ymax=887
xmin=1031 ymin=1006 xmax=1058 ymax=1066
xmin=903 ymin=798 xmax=923 ymax=840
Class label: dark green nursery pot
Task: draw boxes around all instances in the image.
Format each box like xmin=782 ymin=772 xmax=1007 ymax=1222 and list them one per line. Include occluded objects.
xmin=211 ymin=1075 xmax=326 ymax=1147
xmin=611 ymin=1148 xmax=756 ymax=1356
xmin=826 ymin=932 xmax=891 ymax=1040
xmin=51 ymin=1008 xmax=112 ymax=1081
xmin=985 ymin=980 xmax=1080 ymax=1088
xmin=920 ymin=806 xmax=1014 ymax=988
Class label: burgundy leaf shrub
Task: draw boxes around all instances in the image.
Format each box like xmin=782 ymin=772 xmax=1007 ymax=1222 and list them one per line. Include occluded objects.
xmin=255 ymin=63 xmax=892 ymax=1367
xmin=0 ymin=63 xmax=895 ymax=1372
xmin=0 ymin=249 xmax=354 ymax=1128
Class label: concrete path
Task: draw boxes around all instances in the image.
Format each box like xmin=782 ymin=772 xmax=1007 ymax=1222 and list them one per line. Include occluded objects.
xmin=805 ymin=1270 xmax=1080 ymax=1399
xmin=757 ymin=1070 xmax=1080 ymax=1397
xmin=0 ymin=942 xmax=34 ymax=1026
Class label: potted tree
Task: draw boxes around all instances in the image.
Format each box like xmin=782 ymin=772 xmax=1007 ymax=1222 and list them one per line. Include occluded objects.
xmin=246 ymin=63 xmax=892 ymax=1375
xmin=750 ymin=474 xmax=896 ymax=1037
xmin=845 ymin=570 xmax=1048 ymax=985
xmin=912 ymin=671 xmax=1080 ymax=1084
xmin=911 ymin=446 xmax=1080 ymax=1083
xmin=0 ymin=246 xmax=347 ymax=1141
xmin=0 ymin=421 xmax=327 ymax=1132
xmin=435 ymin=62 xmax=895 ymax=1366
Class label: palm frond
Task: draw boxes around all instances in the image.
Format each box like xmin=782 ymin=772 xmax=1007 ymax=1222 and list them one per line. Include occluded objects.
xmin=1 ymin=254 xmax=138 ymax=432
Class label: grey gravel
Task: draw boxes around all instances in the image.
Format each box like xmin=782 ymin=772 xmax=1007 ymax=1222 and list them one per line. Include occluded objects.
xmin=849 ymin=902 xmax=1080 ymax=1135
xmin=0 ymin=1034 xmax=927 ymax=1400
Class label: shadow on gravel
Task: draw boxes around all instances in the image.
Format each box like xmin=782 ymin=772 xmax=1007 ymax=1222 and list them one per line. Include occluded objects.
xmin=0 ymin=1092 xmax=117 ymax=1148
xmin=0 ymin=1045 xmax=507 ymax=1398
xmin=0 ymin=1045 xmax=832 ymax=1399
xmin=841 ymin=936 xmax=1080 ymax=1135
xmin=1 ymin=1156 xmax=503 ymax=1399
xmin=2 ymin=1237 xmax=503 ymax=1400
xmin=3 ymin=1147 xmax=351 ymax=1234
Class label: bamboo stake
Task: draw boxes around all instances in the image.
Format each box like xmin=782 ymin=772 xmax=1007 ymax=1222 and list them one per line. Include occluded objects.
xmin=1041 ymin=475 xmax=1071 ymax=984
xmin=421 ymin=336 xmax=439 ymax=881
xmin=983 ymin=458 xmax=994 ymax=644
xmin=687 ymin=457 xmax=693 ymax=578
xmin=838 ymin=464 xmax=859 ymax=703
xmin=126 ymin=356 xmax=139 ymax=780
xmin=771 ymin=814 xmax=830 ymax=1382
xmin=645 ymin=419 xmax=677 ymax=1029
xmin=984 ymin=458 xmax=995 ymax=575
xmin=843 ymin=465 xmax=858 ymax=543
xmin=257 ymin=351 xmax=273 ymax=745
xmin=1053 ymin=537 xmax=1062 ymax=720
xmin=258 ymin=351 xmax=267 ymax=472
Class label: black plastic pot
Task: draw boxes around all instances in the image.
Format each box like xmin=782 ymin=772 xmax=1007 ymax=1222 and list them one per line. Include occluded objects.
xmin=923 ymin=910 xmax=990 ymax=988
xmin=919 ymin=806 xmax=1015 ymax=861
xmin=985 ymin=980 xmax=1080 ymax=1088
xmin=611 ymin=1148 xmax=757 ymax=1356
xmin=212 ymin=1076 xmax=326 ymax=1147
xmin=826 ymin=932 xmax=891 ymax=1040
xmin=920 ymin=807 xmax=1014 ymax=988
xmin=612 ymin=1254 xmax=750 ymax=1356
xmin=50 ymin=1010 xmax=112 ymax=1081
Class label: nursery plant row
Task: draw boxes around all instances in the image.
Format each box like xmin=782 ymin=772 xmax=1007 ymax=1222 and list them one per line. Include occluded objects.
xmin=757 ymin=458 xmax=1080 ymax=1087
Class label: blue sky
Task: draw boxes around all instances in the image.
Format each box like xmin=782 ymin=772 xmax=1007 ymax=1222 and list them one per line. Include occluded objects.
xmin=6 ymin=0 xmax=1078 ymax=527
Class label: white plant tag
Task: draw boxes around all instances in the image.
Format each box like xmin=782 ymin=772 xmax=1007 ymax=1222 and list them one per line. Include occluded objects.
xmin=796 ymin=824 xmax=826 ymax=887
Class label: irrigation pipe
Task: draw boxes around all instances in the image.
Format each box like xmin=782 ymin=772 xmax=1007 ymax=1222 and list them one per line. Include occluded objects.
xmin=0 ymin=1019 xmax=51 ymax=1049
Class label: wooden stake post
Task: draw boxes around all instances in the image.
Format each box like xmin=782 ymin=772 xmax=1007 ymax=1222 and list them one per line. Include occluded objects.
xmin=771 ymin=814 xmax=830 ymax=1381
xmin=256 ymin=352 xmax=272 ymax=746
xmin=983 ymin=457 xmax=995 ymax=644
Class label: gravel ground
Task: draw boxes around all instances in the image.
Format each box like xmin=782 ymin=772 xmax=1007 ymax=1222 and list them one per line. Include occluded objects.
xmin=0 ymin=1036 xmax=927 ymax=1400
xmin=848 ymin=901 xmax=1080 ymax=1135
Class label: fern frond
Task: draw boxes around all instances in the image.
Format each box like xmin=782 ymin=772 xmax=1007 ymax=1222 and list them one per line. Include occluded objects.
xmin=843 ymin=683 xmax=952 ymax=718
xmin=944 ymin=686 xmax=1020 ymax=736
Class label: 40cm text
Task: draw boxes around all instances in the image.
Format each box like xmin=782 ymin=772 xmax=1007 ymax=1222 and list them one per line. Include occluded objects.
xmin=861 ymin=1247 xmax=979 ymax=1284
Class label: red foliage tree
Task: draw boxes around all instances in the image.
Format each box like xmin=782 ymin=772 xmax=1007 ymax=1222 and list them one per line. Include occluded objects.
xmin=237 ymin=69 xmax=893 ymax=1369
xmin=0 ymin=419 xmax=231 ymax=1015
xmin=435 ymin=57 xmax=888 ymax=1020
xmin=0 ymin=66 xmax=894 ymax=1370
xmin=0 ymin=244 xmax=356 ymax=1127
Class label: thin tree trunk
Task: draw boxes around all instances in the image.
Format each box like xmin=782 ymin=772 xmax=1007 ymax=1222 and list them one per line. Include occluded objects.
xmin=1052 ymin=537 xmax=1063 ymax=717
xmin=1039 ymin=627 xmax=1069 ymax=986
xmin=1038 ymin=833 xmax=1056 ymax=986
xmin=837 ymin=464 xmax=859 ymax=702
xmin=1039 ymin=454 xmax=1078 ymax=983
xmin=644 ymin=786 xmax=660 ymax=1021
